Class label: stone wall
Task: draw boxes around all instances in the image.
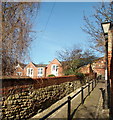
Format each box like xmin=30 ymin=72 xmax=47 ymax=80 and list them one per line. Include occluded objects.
xmin=1 ymin=74 xmax=96 ymax=119
xmin=1 ymin=79 xmax=81 ymax=119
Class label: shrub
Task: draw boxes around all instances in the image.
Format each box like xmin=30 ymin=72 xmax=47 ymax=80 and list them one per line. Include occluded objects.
xmin=48 ymin=74 xmax=56 ymax=77
xmin=75 ymin=72 xmax=85 ymax=79
xmin=75 ymin=72 xmax=85 ymax=85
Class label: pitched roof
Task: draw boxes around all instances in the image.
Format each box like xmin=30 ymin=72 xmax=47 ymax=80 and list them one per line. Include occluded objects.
xmin=51 ymin=58 xmax=61 ymax=64
xmin=17 ymin=58 xmax=61 ymax=69
xmin=92 ymin=57 xmax=104 ymax=63
xmin=19 ymin=63 xmax=27 ymax=69
xmin=32 ymin=62 xmax=47 ymax=67
xmin=16 ymin=62 xmax=27 ymax=69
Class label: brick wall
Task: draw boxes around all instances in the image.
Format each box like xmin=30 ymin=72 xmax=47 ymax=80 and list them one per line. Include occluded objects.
xmin=108 ymin=29 xmax=113 ymax=118
xmin=2 ymin=73 xmax=97 ymax=95
xmin=79 ymin=64 xmax=93 ymax=74
xmin=33 ymin=75 xmax=80 ymax=89
xmin=1 ymin=76 xmax=78 ymax=95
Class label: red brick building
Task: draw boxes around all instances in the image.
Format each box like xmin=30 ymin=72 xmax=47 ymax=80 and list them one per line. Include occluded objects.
xmin=78 ymin=64 xmax=93 ymax=74
xmin=15 ymin=57 xmax=106 ymax=78
xmin=14 ymin=58 xmax=63 ymax=78
xmin=91 ymin=57 xmax=105 ymax=77
xmin=79 ymin=57 xmax=105 ymax=77
xmin=46 ymin=58 xmax=63 ymax=77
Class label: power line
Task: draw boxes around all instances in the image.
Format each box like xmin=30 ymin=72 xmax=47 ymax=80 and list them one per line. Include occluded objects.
xmin=43 ymin=2 xmax=55 ymax=32
xmin=41 ymin=2 xmax=56 ymax=39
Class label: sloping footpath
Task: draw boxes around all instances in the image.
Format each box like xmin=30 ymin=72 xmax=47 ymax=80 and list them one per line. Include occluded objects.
xmin=73 ymin=80 xmax=109 ymax=119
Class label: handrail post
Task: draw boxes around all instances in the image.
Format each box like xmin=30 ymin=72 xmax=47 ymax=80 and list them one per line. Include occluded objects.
xmin=94 ymin=80 xmax=95 ymax=88
xmin=93 ymin=80 xmax=95 ymax=89
xmin=68 ymin=96 xmax=71 ymax=120
xmin=81 ymin=87 xmax=84 ymax=104
xmin=93 ymin=80 xmax=94 ymax=89
xmin=92 ymin=81 xmax=93 ymax=91
xmin=88 ymin=82 xmax=90 ymax=95
xmin=95 ymin=79 xmax=96 ymax=87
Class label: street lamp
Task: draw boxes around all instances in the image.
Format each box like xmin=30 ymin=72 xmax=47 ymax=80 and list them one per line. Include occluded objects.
xmin=101 ymin=21 xmax=111 ymax=109
xmin=101 ymin=22 xmax=111 ymax=35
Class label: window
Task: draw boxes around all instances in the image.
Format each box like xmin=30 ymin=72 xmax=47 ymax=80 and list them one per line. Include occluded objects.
xmin=52 ymin=65 xmax=56 ymax=71
xmin=101 ymin=61 xmax=104 ymax=63
xmin=17 ymin=72 xmax=22 ymax=76
xmin=27 ymin=68 xmax=33 ymax=77
xmin=51 ymin=64 xmax=58 ymax=76
xmin=38 ymin=68 xmax=43 ymax=77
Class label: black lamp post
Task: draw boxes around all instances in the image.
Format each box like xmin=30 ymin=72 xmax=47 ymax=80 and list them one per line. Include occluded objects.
xmin=101 ymin=21 xmax=111 ymax=109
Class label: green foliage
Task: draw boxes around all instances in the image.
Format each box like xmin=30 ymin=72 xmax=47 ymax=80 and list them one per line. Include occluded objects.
xmin=48 ymin=74 xmax=56 ymax=77
xmin=63 ymin=69 xmax=75 ymax=76
xmin=75 ymin=72 xmax=85 ymax=79
xmin=63 ymin=56 xmax=97 ymax=76
xmin=75 ymin=72 xmax=85 ymax=85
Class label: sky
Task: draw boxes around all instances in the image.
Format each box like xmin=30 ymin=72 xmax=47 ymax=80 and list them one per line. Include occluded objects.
xmin=28 ymin=2 xmax=102 ymax=64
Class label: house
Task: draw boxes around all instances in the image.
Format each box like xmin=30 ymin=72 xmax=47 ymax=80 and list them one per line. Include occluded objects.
xmin=79 ymin=57 xmax=105 ymax=77
xmin=23 ymin=62 xmax=47 ymax=78
xmin=14 ymin=62 xmax=47 ymax=78
xmin=91 ymin=57 xmax=105 ymax=77
xmin=46 ymin=58 xmax=63 ymax=77
xmin=14 ymin=63 xmax=26 ymax=76
xmin=14 ymin=58 xmax=63 ymax=78
xmin=15 ymin=57 xmax=105 ymax=78
xmin=78 ymin=64 xmax=94 ymax=74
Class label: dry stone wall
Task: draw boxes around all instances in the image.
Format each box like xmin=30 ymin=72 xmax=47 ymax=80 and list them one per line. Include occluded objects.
xmin=1 ymin=80 xmax=81 ymax=120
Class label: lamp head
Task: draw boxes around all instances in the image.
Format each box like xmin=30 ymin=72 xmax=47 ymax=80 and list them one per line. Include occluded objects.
xmin=101 ymin=22 xmax=111 ymax=35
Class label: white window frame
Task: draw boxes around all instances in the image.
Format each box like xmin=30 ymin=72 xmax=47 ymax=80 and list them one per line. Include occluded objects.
xmin=51 ymin=64 xmax=58 ymax=76
xmin=27 ymin=68 xmax=34 ymax=77
xmin=38 ymin=67 xmax=44 ymax=77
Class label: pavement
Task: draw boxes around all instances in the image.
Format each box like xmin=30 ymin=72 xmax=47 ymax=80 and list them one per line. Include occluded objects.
xmin=31 ymin=80 xmax=110 ymax=120
xmin=73 ymin=80 xmax=109 ymax=119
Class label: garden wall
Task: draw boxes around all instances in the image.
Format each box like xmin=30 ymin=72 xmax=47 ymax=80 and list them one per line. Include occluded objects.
xmin=1 ymin=74 xmax=96 ymax=119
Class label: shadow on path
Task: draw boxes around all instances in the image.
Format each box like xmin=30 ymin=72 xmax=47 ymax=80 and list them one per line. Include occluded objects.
xmin=71 ymin=81 xmax=108 ymax=119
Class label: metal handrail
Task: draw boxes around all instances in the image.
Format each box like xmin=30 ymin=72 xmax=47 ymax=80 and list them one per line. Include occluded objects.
xmin=40 ymin=79 xmax=97 ymax=120
xmin=39 ymin=100 xmax=68 ymax=120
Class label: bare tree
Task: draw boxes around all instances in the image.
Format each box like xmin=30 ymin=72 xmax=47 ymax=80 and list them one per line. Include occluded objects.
xmin=57 ymin=46 xmax=97 ymax=75
xmin=2 ymin=2 xmax=39 ymax=75
xmin=82 ymin=2 xmax=113 ymax=53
